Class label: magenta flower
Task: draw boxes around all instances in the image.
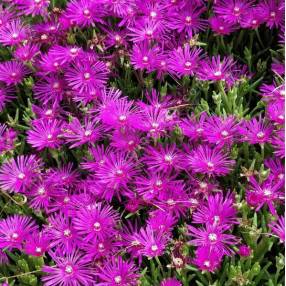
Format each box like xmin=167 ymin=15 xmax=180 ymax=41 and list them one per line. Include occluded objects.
xmin=66 ymin=0 xmax=105 ymax=27
xmin=192 ymin=192 xmax=238 ymax=227
xmin=168 ymin=44 xmax=203 ymax=77
xmin=143 ymin=144 xmax=185 ymax=173
xmin=237 ymin=244 xmax=252 ymax=257
xmin=188 ymin=224 xmax=239 ymax=256
xmin=96 ymin=256 xmax=140 ymax=285
xmin=0 ymin=155 xmax=42 ymax=193
xmin=33 ymin=75 xmax=65 ymax=104
xmin=0 ymin=85 xmax=15 ymax=111
xmin=99 ymin=98 xmax=140 ymax=130
xmin=180 ymin=112 xmax=208 ymax=142
xmin=265 ymin=157 xmax=285 ymax=184
xmin=240 ymin=7 xmax=264 ymax=29
xmin=246 ymin=176 xmax=283 ymax=216
xmin=14 ymin=43 xmax=39 ymax=62
xmin=147 ymin=210 xmax=176 ymax=234
xmin=197 ymin=55 xmax=236 ymax=84
xmin=266 ymin=101 xmax=285 ymax=124
xmin=272 ymin=129 xmax=285 ymax=158
xmin=65 ymin=59 xmax=109 ymax=94
xmin=214 ymin=0 xmax=255 ymax=24
xmin=16 ymin=0 xmax=50 ymax=16
xmin=187 ymin=145 xmax=235 ymax=177
xmin=160 ymin=278 xmax=182 ymax=286
xmin=73 ymin=202 xmax=119 ymax=242
xmin=131 ymin=42 xmax=162 ymax=72
xmin=203 ymin=115 xmax=239 ymax=146
xmin=0 ymin=61 xmax=30 ymax=85
xmin=259 ymin=82 xmax=285 ymax=103
xmin=136 ymin=106 xmax=175 ymax=138
xmin=269 ymin=216 xmax=285 ymax=243
xmin=192 ymin=247 xmax=223 ymax=272
xmin=95 ymin=151 xmax=139 ymax=193
xmin=63 ymin=117 xmax=102 ymax=148
xmin=46 ymin=214 xmax=80 ymax=254
xmin=36 ymin=52 xmax=65 ymax=75
xmin=239 ymin=116 xmax=273 ymax=144
xmin=209 ymin=16 xmax=238 ymax=35
xmin=134 ymin=226 xmax=169 ymax=258
xmin=0 ymin=19 xmax=29 ymax=46
xmin=27 ymin=119 xmax=63 ymax=150
xmin=257 ymin=0 xmax=285 ymax=29
xmin=0 ymin=124 xmax=17 ymax=153
xmin=24 ymin=231 xmax=50 ymax=257
xmin=42 ymin=251 xmax=95 ymax=286
xmin=110 ymin=129 xmax=141 ymax=152
xmin=0 ymin=215 xmax=37 ymax=249
xmin=168 ymin=3 xmax=207 ymax=37
xmin=49 ymin=45 xmax=82 ymax=65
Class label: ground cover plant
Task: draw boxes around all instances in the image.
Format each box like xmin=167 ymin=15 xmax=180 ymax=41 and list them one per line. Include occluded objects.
xmin=0 ymin=0 xmax=285 ymax=285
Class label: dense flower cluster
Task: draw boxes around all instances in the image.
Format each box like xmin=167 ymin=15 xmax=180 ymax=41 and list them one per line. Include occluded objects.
xmin=0 ymin=0 xmax=284 ymax=285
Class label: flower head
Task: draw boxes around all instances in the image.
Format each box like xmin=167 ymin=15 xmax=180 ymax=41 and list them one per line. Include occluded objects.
xmin=269 ymin=216 xmax=285 ymax=243
xmin=0 ymin=61 xmax=30 ymax=85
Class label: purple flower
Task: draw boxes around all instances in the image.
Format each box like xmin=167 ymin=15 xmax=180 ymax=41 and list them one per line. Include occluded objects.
xmin=160 ymin=278 xmax=182 ymax=286
xmin=209 ymin=16 xmax=238 ymax=35
xmin=110 ymin=129 xmax=141 ymax=152
xmin=269 ymin=216 xmax=285 ymax=243
xmin=259 ymin=82 xmax=285 ymax=103
xmin=188 ymin=224 xmax=239 ymax=256
xmin=46 ymin=213 xmax=80 ymax=254
xmin=239 ymin=116 xmax=273 ymax=144
xmin=33 ymin=75 xmax=65 ymax=104
xmin=0 ymin=124 xmax=17 ymax=153
xmin=265 ymin=157 xmax=285 ymax=184
xmin=266 ymin=101 xmax=285 ymax=124
xmin=180 ymin=112 xmax=208 ymax=141
xmin=192 ymin=192 xmax=238 ymax=227
xmin=131 ymin=42 xmax=162 ymax=72
xmin=24 ymin=231 xmax=50 ymax=257
xmin=49 ymin=45 xmax=82 ymax=65
xmin=203 ymin=115 xmax=239 ymax=146
xmin=0 ymin=61 xmax=30 ymax=85
xmin=96 ymin=256 xmax=140 ymax=286
xmin=272 ymin=129 xmax=285 ymax=158
xmin=0 ymin=155 xmax=42 ymax=193
xmin=187 ymin=145 xmax=235 ymax=177
xmin=14 ymin=43 xmax=39 ymax=62
xmin=192 ymin=247 xmax=223 ymax=272
xmin=257 ymin=0 xmax=285 ymax=29
xmin=66 ymin=0 xmax=105 ymax=27
xmin=246 ymin=176 xmax=283 ymax=216
xmin=65 ymin=59 xmax=109 ymax=94
xmin=16 ymin=0 xmax=50 ymax=16
xmin=0 ymin=19 xmax=29 ymax=46
xmin=0 ymin=85 xmax=15 ymax=111
xmin=63 ymin=117 xmax=102 ymax=148
xmin=168 ymin=44 xmax=203 ymax=77
xmin=134 ymin=226 xmax=169 ymax=258
xmin=214 ymin=0 xmax=255 ymax=24
xmin=0 ymin=215 xmax=37 ymax=249
xmin=240 ymin=7 xmax=264 ymax=29
xmin=42 ymin=251 xmax=95 ymax=286
xmin=73 ymin=202 xmax=119 ymax=242
xmin=147 ymin=210 xmax=177 ymax=234
xmin=168 ymin=3 xmax=207 ymax=37
xmin=237 ymin=244 xmax=252 ymax=257
xmin=27 ymin=119 xmax=63 ymax=150
xmin=143 ymin=144 xmax=185 ymax=173
xmin=197 ymin=55 xmax=236 ymax=84
xmin=95 ymin=151 xmax=139 ymax=195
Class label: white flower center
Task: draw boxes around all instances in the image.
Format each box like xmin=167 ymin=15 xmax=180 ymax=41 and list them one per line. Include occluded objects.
xmin=35 ymin=247 xmax=42 ymax=253
xmin=94 ymin=222 xmax=101 ymax=231
xmin=45 ymin=109 xmax=53 ymax=116
xmin=12 ymin=33 xmax=19 ymax=39
xmin=207 ymin=161 xmax=214 ymax=169
xmin=119 ymin=115 xmax=127 ymax=122
xmin=164 ymin=154 xmax=173 ymax=163
xmin=114 ymin=275 xmax=122 ymax=283
xmin=256 ymin=131 xmax=265 ymax=139
xmin=150 ymin=11 xmax=157 ymax=18
xmin=185 ymin=16 xmax=192 ymax=24
xmin=219 ymin=26 xmax=224 ymax=31
xmin=151 ymin=244 xmax=158 ymax=251
xmin=53 ymin=82 xmax=60 ymax=89
xmin=208 ymin=233 xmax=217 ymax=241
xmin=252 ymin=19 xmax=258 ymax=25
xmin=47 ymin=134 xmax=53 ymax=140
xmin=11 ymin=72 xmax=17 ymax=77
xmin=38 ymin=187 xmax=46 ymax=195
xmin=142 ymin=56 xmax=149 ymax=63
xmin=65 ymin=265 xmax=73 ymax=274
xmin=18 ymin=173 xmax=25 ymax=180
xmin=70 ymin=48 xmax=78 ymax=55
xmin=270 ymin=11 xmax=276 ymax=18
xmin=11 ymin=232 xmax=19 ymax=239
xmin=214 ymin=70 xmax=222 ymax=77
xmin=204 ymin=260 xmax=210 ymax=267
xmin=98 ymin=243 xmax=105 ymax=251
xmin=84 ymin=130 xmax=92 ymax=136
xmin=221 ymin=130 xmax=229 ymax=137
xmin=63 ymin=229 xmax=71 ymax=237
xmin=184 ymin=61 xmax=192 ymax=70
xmin=167 ymin=198 xmax=175 ymax=206
xmin=83 ymin=9 xmax=90 ymax=17
xmin=83 ymin=72 xmax=91 ymax=80
xmin=263 ymin=189 xmax=272 ymax=196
